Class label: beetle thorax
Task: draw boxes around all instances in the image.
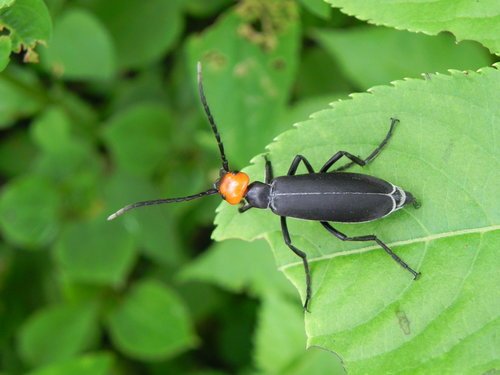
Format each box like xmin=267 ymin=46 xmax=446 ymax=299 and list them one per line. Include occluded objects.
xmin=218 ymin=172 xmax=250 ymax=205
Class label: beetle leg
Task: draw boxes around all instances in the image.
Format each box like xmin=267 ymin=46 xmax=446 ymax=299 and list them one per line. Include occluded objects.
xmin=264 ymin=155 xmax=274 ymax=183
xmin=320 ymin=221 xmax=420 ymax=279
xmin=319 ymin=151 xmax=366 ymax=173
xmin=287 ymin=155 xmax=315 ymax=175
xmin=281 ymin=216 xmax=312 ymax=312
xmin=333 ymin=117 xmax=399 ymax=172
xmin=239 ymin=203 xmax=252 ymax=213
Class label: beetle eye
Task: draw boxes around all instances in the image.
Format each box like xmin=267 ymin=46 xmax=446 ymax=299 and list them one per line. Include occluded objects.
xmin=218 ymin=172 xmax=250 ymax=205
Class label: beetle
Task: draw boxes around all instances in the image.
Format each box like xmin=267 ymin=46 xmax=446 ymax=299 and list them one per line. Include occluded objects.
xmin=108 ymin=62 xmax=420 ymax=311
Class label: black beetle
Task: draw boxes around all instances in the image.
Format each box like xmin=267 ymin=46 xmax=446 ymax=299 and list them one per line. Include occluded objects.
xmin=108 ymin=62 xmax=420 ymax=311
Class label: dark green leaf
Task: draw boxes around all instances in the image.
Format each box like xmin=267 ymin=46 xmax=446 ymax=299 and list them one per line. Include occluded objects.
xmin=18 ymin=302 xmax=98 ymax=367
xmin=102 ymin=103 xmax=171 ymax=178
xmin=0 ymin=175 xmax=60 ymax=248
xmin=0 ymin=35 xmax=11 ymax=71
xmin=41 ymin=9 xmax=116 ymax=80
xmin=55 ymin=217 xmax=136 ymax=285
xmin=105 ymin=172 xmax=184 ymax=266
xmin=0 ymin=66 xmax=45 ymax=128
xmin=106 ymin=279 xmax=197 ymax=360
xmin=26 ymin=352 xmax=113 ymax=375
xmin=297 ymin=0 xmax=330 ymax=19
xmin=90 ymin=0 xmax=183 ymax=70
xmin=315 ymin=26 xmax=491 ymax=90
xmin=186 ymin=4 xmax=300 ymax=167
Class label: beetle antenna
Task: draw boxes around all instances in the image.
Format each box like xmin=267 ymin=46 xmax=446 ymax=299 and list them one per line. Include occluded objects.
xmin=107 ymin=188 xmax=219 ymax=221
xmin=197 ymin=62 xmax=230 ymax=172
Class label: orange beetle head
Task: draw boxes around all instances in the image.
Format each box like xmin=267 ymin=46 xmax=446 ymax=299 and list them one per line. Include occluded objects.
xmin=218 ymin=172 xmax=250 ymax=205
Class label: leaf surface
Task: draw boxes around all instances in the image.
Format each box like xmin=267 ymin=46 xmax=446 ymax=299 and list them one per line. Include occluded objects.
xmin=325 ymin=0 xmax=500 ymax=55
xmin=106 ymin=279 xmax=197 ymax=361
xmin=214 ymin=65 xmax=500 ymax=373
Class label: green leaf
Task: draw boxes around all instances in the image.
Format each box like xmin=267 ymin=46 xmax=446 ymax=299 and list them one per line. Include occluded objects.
xmin=0 ymin=0 xmax=52 ymax=62
xmin=26 ymin=353 xmax=113 ymax=375
xmin=0 ymin=65 xmax=45 ymax=128
xmin=55 ymin=216 xmax=136 ymax=286
xmin=0 ymin=175 xmax=60 ymax=248
xmin=106 ymin=279 xmax=197 ymax=361
xmin=102 ymin=103 xmax=172 ymax=178
xmin=215 ymin=65 xmax=500 ymax=373
xmin=186 ymin=4 xmax=300 ymax=167
xmin=297 ymin=0 xmax=330 ymax=19
xmin=90 ymin=0 xmax=183 ymax=70
xmin=325 ymin=0 xmax=500 ymax=55
xmin=31 ymin=108 xmax=101 ymax=179
xmin=0 ymin=0 xmax=15 ymax=9
xmin=179 ymin=239 xmax=294 ymax=298
xmin=184 ymin=0 xmax=233 ymax=17
xmin=18 ymin=302 xmax=98 ymax=367
xmin=41 ymin=8 xmax=115 ymax=80
xmin=315 ymin=26 xmax=491 ymax=90
xmin=254 ymin=294 xmax=344 ymax=375
xmin=0 ymin=35 xmax=11 ymax=71
xmin=105 ymin=172 xmax=184 ymax=266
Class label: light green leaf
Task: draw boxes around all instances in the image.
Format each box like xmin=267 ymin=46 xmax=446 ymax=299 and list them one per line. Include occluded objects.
xmin=0 ymin=175 xmax=60 ymax=248
xmin=325 ymin=0 xmax=500 ymax=55
xmin=41 ymin=8 xmax=115 ymax=80
xmin=106 ymin=279 xmax=197 ymax=361
xmin=215 ymin=65 xmax=500 ymax=373
xmin=102 ymin=103 xmax=171 ymax=178
xmin=254 ymin=294 xmax=344 ymax=375
xmin=18 ymin=302 xmax=98 ymax=367
xmin=0 ymin=0 xmax=15 ymax=9
xmin=90 ymin=0 xmax=183 ymax=70
xmin=315 ymin=26 xmax=491 ymax=90
xmin=187 ymin=4 xmax=300 ymax=167
xmin=179 ymin=239 xmax=294 ymax=298
xmin=26 ymin=352 xmax=113 ymax=375
xmin=55 ymin=216 xmax=136 ymax=286
xmin=0 ymin=0 xmax=52 ymax=62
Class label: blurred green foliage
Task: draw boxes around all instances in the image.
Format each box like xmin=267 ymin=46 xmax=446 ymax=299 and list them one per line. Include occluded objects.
xmin=0 ymin=0 xmax=496 ymax=374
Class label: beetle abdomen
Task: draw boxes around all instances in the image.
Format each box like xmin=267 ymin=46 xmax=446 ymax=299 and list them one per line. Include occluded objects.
xmin=270 ymin=172 xmax=409 ymax=222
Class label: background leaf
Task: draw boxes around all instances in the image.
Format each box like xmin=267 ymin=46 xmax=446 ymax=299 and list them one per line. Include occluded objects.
xmin=186 ymin=3 xmax=300 ymax=168
xmin=325 ymin=0 xmax=500 ymax=55
xmin=315 ymin=26 xmax=491 ymax=90
xmin=89 ymin=0 xmax=183 ymax=70
xmin=215 ymin=66 xmax=500 ymax=373
xmin=0 ymin=175 xmax=60 ymax=248
xmin=0 ymin=0 xmax=52 ymax=62
xmin=102 ymin=104 xmax=172 ymax=178
xmin=40 ymin=8 xmax=116 ymax=80
xmin=106 ymin=280 xmax=197 ymax=361
xmin=26 ymin=353 xmax=114 ymax=375
xmin=17 ymin=302 xmax=98 ymax=367
xmin=55 ymin=217 xmax=136 ymax=286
